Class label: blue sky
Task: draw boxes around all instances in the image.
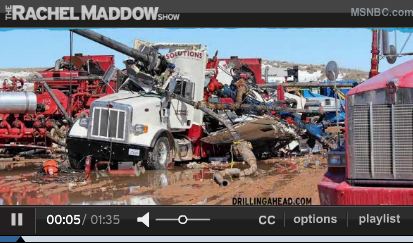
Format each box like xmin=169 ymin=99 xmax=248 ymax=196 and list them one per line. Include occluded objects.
xmin=1 ymin=28 xmax=413 ymax=71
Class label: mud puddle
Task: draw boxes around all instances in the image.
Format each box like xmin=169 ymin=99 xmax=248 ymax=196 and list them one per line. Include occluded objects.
xmin=0 ymin=155 xmax=327 ymax=205
xmin=0 ymin=162 xmax=200 ymax=205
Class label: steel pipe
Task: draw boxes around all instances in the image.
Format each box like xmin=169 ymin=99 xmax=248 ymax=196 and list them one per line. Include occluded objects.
xmin=0 ymin=92 xmax=37 ymax=114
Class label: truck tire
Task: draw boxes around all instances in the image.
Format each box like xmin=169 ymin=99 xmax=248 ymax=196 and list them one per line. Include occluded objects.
xmin=109 ymin=161 xmax=119 ymax=170
xmin=69 ymin=155 xmax=85 ymax=170
xmin=145 ymin=136 xmax=173 ymax=170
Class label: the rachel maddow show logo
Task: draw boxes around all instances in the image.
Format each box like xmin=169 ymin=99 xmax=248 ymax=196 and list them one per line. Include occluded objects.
xmin=4 ymin=5 xmax=180 ymax=21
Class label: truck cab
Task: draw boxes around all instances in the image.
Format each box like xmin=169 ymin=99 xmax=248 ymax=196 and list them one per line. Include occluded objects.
xmin=318 ymin=60 xmax=413 ymax=205
xmin=67 ymin=42 xmax=207 ymax=170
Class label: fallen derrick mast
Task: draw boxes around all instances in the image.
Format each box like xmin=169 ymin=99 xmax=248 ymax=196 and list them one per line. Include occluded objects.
xmin=0 ymin=54 xmax=117 ymax=152
xmin=67 ymin=29 xmax=333 ymax=183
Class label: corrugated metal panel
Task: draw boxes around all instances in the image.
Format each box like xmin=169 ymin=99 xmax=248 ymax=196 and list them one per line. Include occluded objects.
xmin=91 ymin=107 xmax=127 ymax=141
xmin=352 ymin=105 xmax=370 ymax=177
xmin=372 ymin=105 xmax=392 ymax=178
xmin=394 ymin=105 xmax=413 ymax=179
xmin=351 ymin=103 xmax=413 ymax=180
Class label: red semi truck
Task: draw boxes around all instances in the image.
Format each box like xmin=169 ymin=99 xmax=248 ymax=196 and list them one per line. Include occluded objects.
xmin=318 ymin=30 xmax=413 ymax=205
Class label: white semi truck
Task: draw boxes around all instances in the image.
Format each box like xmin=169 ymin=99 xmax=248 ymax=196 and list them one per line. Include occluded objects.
xmin=66 ymin=29 xmax=316 ymax=172
xmin=67 ymin=30 xmax=209 ymax=169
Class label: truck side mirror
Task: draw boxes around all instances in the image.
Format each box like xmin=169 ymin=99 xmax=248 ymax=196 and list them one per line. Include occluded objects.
xmin=102 ymin=65 xmax=118 ymax=92
xmin=102 ymin=65 xmax=118 ymax=85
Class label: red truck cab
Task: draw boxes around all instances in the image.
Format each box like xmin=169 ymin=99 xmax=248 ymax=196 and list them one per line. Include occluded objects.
xmin=318 ymin=60 xmax=413 ymax=205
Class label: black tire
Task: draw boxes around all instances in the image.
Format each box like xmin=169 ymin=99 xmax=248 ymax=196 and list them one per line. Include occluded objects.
xmin=69 ymin=155 xmax=85 ymax=169
xmin=145 ymin=136 xmax=173 ymax=170
xmin=109 ymin=161 xmax=119 ymax=170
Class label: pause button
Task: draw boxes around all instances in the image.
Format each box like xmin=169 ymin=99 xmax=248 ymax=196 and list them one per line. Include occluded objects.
xmin=11 ymin=213 xmax=23 ymax=227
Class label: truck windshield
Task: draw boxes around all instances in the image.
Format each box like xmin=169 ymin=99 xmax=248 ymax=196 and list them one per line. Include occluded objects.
xmin=119 ymin=79 xmax=145 ymax=93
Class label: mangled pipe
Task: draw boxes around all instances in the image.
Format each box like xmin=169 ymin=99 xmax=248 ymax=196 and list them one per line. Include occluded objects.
xmin=222 ymin=141 xmax=257 ymax=177
xmin=160 ymin=88 xmax=258 ymax=186
xmin=234 ymin=78 xmax=248 ymax=108
xmin=213 ymin=172 xmax=229 ymax=186
xmin=212 ymin=140 xmax=258 ymax=186
xmin=206 ymin=102 xmax=322 ymax=114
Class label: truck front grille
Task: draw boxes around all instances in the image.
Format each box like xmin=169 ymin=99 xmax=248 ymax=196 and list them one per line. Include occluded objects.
xmin=350 ymin=103 xmax=413 ymax=180
xmin=91 ymin=107 xmax=127 ymax=141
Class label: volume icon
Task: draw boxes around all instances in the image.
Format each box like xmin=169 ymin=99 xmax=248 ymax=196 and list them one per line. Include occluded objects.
xmin=137 ymin=212 xmax=150 ymax=227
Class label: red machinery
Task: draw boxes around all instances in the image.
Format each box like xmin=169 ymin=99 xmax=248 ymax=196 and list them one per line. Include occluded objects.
xmin=187 ymin=56 xmax=266 ymax=159
xmin=36 ymin=54 xmax=117 ymax=118
xmin=204 ymin=56 xmax=265 ymax=101
xmin=0 ymin=54 xmax=117 ymax=150
xmin=318 ymin=30 xmax=413 ymax=205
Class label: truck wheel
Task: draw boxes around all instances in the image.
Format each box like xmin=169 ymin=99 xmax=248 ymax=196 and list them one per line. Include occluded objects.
xmin=110 ymin=161 xmax=119 ymax=170
xmin=69 ymin=155 xmax=84 ymax=170
xmin=145 ymin=136 xmax=173 ymax=170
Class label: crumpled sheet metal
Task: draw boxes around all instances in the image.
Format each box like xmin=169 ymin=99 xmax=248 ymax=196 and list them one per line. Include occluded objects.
xmin=201 ymin=116 xmax=298 ymax=145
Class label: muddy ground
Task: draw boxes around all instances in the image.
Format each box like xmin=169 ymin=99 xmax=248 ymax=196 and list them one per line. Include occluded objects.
xmin=0 ymin=154 xmax=326 ymax=205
